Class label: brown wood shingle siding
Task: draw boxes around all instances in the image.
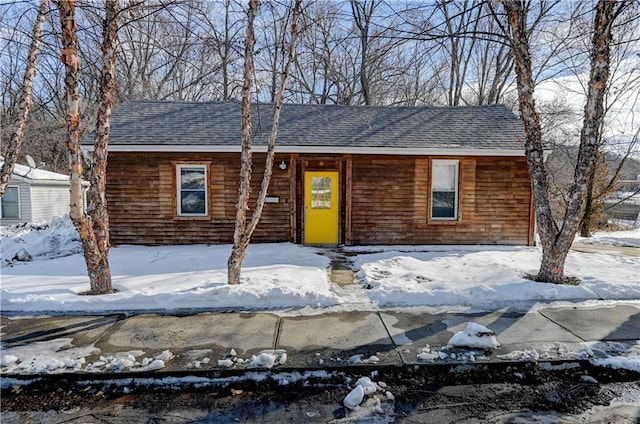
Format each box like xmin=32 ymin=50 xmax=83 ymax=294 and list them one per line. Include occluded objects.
xmin=349 ymin=156 xmax=532 ymax=245
xmin=107 ymin=153 xmax=532 ymax=246
xmin=107 ymin=153 xmax=292 ymax=245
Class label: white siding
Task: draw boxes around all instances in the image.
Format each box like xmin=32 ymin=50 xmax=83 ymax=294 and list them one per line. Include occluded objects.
xmin=29 ymin=184 xmax=71 ymax=222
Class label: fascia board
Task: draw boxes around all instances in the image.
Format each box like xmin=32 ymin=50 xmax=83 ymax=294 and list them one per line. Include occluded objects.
xmin=91 ymin=144 xmax=526 ymax=157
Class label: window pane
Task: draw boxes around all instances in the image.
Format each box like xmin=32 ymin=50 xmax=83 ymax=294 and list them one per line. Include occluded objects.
xmin=3 ymin=187 xmax=18 ymax=202
xmin=2 ymin=204 xmax=19 ymax=218
xmin=432 ymin=164 xmax=456 ymax=191
xmin=181 ymin=169 xmax=205 ymax=190
xmin=432 ymin=191 xmax=456 ymax=218
xmin=177 ymin=165 xmax=207 ymax=216
xmin=2 ymin=187 xmax=19 ymax=218
xmin=311 ymin=176 xmax=331 ymax=209
xmin=181 ymin=191 xmax=206 ymax=214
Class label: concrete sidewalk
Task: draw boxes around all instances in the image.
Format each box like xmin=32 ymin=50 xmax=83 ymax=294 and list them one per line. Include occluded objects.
xmin=1 ymin=304 xmax=639 ymax=378
xmin=571 ymin=243 xmax=640 ymax=257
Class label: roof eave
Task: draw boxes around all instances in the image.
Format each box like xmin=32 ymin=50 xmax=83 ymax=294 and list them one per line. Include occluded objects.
xmin=85 ymin=145 xmax=526 ymax=157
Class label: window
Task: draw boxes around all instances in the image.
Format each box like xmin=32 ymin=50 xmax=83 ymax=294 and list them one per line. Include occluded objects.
xmin=311 ymin=176 xmax=332 ymax=209
xmin=431 ymin=160 xmax=459 ymax=220
xmin=1 ymin=186 xmax=20 ymax=219
xmin=176 ymin=165 xmax=208 ymax=216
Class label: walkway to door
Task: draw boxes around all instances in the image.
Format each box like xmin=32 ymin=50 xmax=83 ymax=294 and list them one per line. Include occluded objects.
xmin=320 ymin=248 xmax=356 ymax=287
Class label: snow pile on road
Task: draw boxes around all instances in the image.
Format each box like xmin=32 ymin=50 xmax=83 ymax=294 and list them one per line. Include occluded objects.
xmin=0 ymin=338 xmax=96 ymax=374
xmin=580 ymin=341 xmax=640 ymax=373
xmin=0 ymin=343 xmax=175 ymax=375
xmin=249 ymin=350 xmax=287 ymax=369
xmin=342 ymin=374 xmax=395 ymax=418
xmin=591 ymin=355 xmax=640 ymax=372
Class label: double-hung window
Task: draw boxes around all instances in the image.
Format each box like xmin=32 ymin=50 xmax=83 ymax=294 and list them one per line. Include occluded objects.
xmin=1 ymin=186 xmax=20 ymax=219
xmin=176 ymin=164 xmax=208 ymax=217
xmin=431 ymin=159 xmax=459 ymax=220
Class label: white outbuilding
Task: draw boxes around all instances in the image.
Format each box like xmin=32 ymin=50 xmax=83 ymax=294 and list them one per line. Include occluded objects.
xmin=0 ymin=160 xmax=87 ymax=225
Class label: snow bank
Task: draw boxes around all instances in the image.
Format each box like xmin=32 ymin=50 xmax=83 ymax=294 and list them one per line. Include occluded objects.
xmin=1 ymin=241 xmax=338 ymax=313
xmin=353 ymin=247 xmax=640 ymax=309
xmin=1 ymin=216 xmax=639 ymax=313
xmin=1 ymin=215 xmax=82 ymax=265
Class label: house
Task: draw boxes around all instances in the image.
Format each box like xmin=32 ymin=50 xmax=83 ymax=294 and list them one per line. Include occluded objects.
xmin=83 ymin=101 xmax=534 ymax=246
xmin=604 ymin=177 xmax=640 ymax=227
xmin=0 ymin=160 xmax=86 ymax=225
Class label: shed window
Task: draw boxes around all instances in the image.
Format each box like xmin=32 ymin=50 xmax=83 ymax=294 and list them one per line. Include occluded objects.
xmin=177 ymin=165 xmax=208 ymax=216
xmin=1 ymin=186 xmax=20 ymax=219
xmin=431 ymin=160 xmax=459 ymax=220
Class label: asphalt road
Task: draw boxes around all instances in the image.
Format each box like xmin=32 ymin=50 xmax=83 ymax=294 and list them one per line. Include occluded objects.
xmin=3 ymin=370 xmax=640 ymax=423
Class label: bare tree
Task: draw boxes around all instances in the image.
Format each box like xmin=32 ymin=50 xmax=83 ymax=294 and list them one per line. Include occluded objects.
xmin=503 ymin=0 xmax=624 ymax=283
xmin=0 ymin=0 xmax=48 ymax=196
xmin=290 ymin=1 xmax=342 ymax=104
xmin=228 ymin=0 xmax=302 ymax=285
xmin=438 ymin=0 xmax=482 ymax=106
xmin=55 ymin=0 xmax=120 ymax=295
xmin=202 ymin=0 xmax=244 ymax=100
xmin=580 ymin=6 xmax=640 ymax=235
xmin=350 ymin=0 xmax=376 ymax=105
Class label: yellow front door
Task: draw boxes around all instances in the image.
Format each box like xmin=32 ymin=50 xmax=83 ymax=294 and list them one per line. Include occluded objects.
xmin=304 ymin=171 xmax=339 ymax=244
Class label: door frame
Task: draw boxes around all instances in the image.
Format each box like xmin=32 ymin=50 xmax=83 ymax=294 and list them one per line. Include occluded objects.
xmin=303 ymin=170 xmax=340 ymax=245
xmin=295 ymin=156 xmax=352 ymax=246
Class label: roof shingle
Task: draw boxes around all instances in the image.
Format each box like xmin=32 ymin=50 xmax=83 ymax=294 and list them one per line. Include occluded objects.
xmin=85 ymin=101 xmax=524 ymax=152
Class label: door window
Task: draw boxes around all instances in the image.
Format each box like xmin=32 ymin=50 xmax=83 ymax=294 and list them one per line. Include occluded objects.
xmin=311 ymin=176 xmax=332 ymax=209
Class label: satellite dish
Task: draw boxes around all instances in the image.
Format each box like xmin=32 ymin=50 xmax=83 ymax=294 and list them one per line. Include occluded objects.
xmin=25 ymin=154 xmax=37 ymax=169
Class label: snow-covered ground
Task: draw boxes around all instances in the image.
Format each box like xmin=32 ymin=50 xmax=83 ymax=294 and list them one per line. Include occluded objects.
xmin=1 ymin=215 xmax=639 ymax=314
xmin=1 ymin=216 xmax=639 ymax=410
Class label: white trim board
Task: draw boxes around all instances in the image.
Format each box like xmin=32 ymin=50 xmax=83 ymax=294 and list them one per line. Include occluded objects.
xmin=84 ymin=145 xmax=525 ymax=157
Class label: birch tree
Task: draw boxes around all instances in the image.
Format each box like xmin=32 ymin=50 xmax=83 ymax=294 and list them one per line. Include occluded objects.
xmin=502 ymin=0 xmax=625 ymax=283
xmin=0 ymin=0 xmax=48 ymax=196
xmin=55 ymin=0 xmax=120 ymax=295
xmin=227 ymin=0 xmax=302 ymax=285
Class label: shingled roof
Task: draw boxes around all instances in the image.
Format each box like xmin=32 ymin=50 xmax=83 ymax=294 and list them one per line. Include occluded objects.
xmin=87 ymin=101 xmax=525 ymax=155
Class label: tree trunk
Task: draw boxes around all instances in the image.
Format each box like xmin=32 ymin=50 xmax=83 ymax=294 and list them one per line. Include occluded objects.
xmin=228 ymin=0 xmax=259 ymax=285
xmin=87 ymin=0 xmax=120 ymax=293
xmin=504 ymin=0 xmax=616 ymax=284
xmin=537 ymin=244 xmax=569 ymax=283
xmin=559 ymin=0 xmax=616 ymax=246
xmin=504 ymin=1 xmax=559 ymax=276
xmin=350 ymin=0 xmax=374 ymax=105
xmin=222 ymin=0 xmax=231 ymax=100
xmin=580 ymin=173 xmax=595 ymax=237
xmin=0 ymin=0 xmax=48 ymax=196
xmin=56 ymin=0 xmax=118 ymax=295
xmin=227 ymin=0 xmax=302 ymax=284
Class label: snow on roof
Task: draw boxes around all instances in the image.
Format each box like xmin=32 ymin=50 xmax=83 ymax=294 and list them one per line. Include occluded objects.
xmin=3 ymin=161 xmax=70 ymax=182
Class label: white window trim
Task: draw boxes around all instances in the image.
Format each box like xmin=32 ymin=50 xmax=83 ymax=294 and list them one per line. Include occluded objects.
xmin=430 ymin=159 xmax=459 ymax=221
xmin=176 ymin=164 xmax=208 ymax=217
xmin=1 ymin=185 xmax=21 ymax=219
